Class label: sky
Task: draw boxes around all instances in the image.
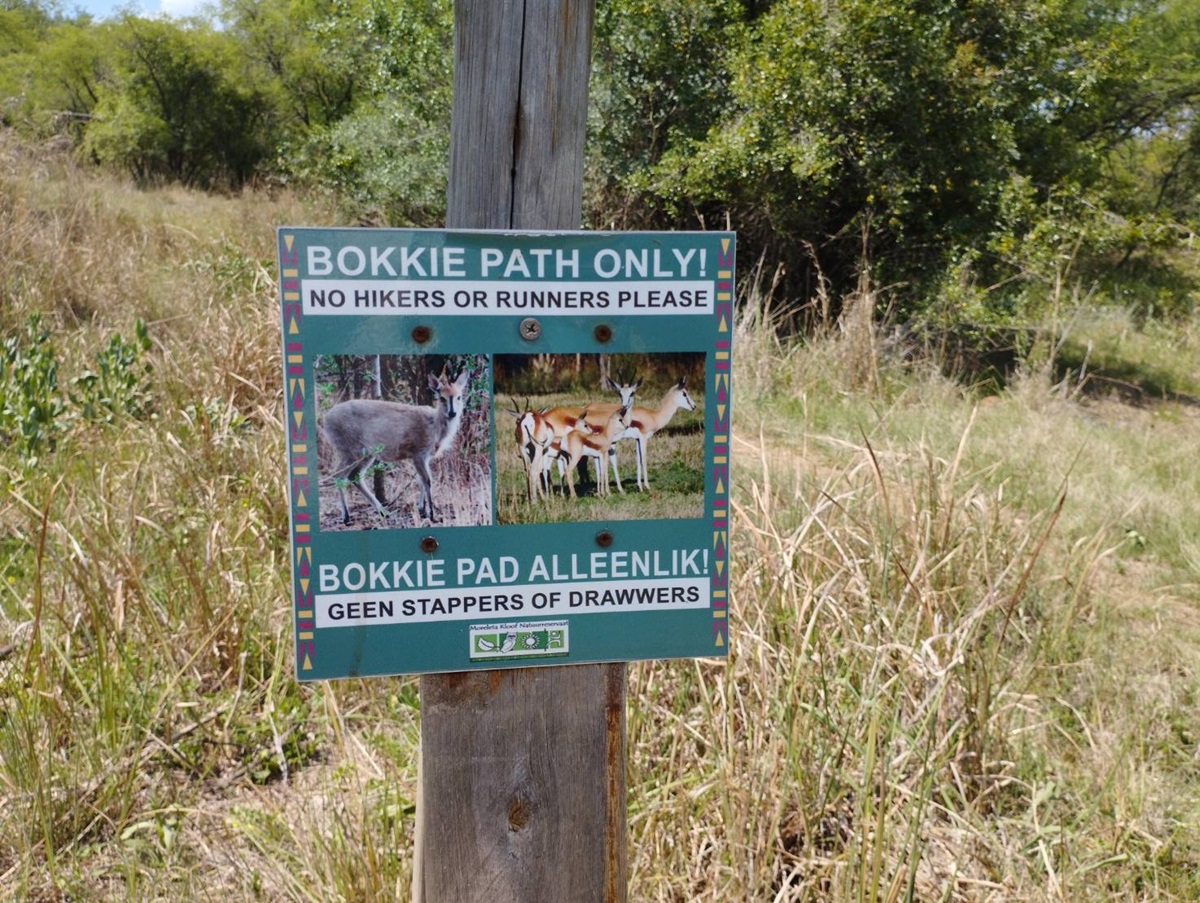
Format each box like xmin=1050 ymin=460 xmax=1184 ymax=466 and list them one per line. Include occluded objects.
xmin=66 ymin=0 xmax=213 ymax=21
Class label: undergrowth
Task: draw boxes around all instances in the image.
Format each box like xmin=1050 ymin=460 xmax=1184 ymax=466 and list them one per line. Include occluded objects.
xmin=1 ymin=138 xmax=1199 ymax=901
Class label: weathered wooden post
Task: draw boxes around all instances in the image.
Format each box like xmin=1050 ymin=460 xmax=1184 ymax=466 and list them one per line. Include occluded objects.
xmin=412 ymin=3 xmax=627 ymax=902
xmin=278 ymin=3 xmax=732 ymax=895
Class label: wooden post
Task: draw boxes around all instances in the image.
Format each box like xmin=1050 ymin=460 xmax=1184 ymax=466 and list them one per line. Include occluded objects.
xmin=413 ymin=3 xmax=627 ymax=902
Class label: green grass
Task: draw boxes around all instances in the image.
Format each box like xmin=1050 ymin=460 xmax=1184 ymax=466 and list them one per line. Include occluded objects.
xmin=2 ymin=137 xmax=1200 ymax=900
xmin=1055 ymin=306 xmax=1200 ymax=402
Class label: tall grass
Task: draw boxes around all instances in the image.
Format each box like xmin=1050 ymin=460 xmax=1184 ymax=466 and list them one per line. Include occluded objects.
xmin=2 ymin=136 xmax=1199 ymax=900
xmin=0 ymin=137 xmax=337 ymax=897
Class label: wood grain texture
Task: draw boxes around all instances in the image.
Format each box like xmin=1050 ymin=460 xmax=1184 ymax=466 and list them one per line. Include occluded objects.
xmin=447 ymin=0 xmax=595 ymax=230
xmin=415 ymin=666 xmax=626 ymax=902
xmin=417 ymin=2 xmax=626 ymax=902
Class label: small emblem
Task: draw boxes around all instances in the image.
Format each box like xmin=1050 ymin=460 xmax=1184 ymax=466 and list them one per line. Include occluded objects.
xmin=470 ymin=621 xmax=569 ymax=662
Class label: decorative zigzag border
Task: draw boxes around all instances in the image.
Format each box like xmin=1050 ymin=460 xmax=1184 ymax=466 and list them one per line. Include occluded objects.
xmin=280 ymin=233 xmax=316 ymax=672
xmin=711 ymin=237 xmax=734 ymax=649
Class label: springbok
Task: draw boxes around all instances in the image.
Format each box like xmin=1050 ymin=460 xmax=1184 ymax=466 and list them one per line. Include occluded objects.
xmin=550 ymin=404 xmax=632 ymax=499
xmin=322 ymin=366 xmax=469 ymax=524
xmin=539 ymin=375 xmax=641 ymax=489
xmin=505 ymin=397 xmax=554 ymax=502
xmin=621 ymin=376 xmax=697 ymax=491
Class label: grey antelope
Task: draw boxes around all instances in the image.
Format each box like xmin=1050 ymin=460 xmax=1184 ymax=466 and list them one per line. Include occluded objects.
xmin=622 ymin=377 xmax=697 ymax=491
xmin=552 ymin=404 xmax=633 ymax=499
xmin=505 ymin=397 xmax=554 ymax=502
xmin=538 ymin=376 xmax=641 ymax=492
xmin=322 ymin=366 xmax=469 ymax=524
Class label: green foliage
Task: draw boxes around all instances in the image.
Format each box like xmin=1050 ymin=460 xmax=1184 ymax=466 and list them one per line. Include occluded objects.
xmin=84 ymin=16 xmax=274 ymax=188
xmin=2 ymin=0 xmax=1200 ymax=337
xmin=232 ymin=690 xmax=322 ymax=785
xmin=589 ymin=0 xmax=1200 ymax=329
xmin=0 ymin=315 xmax=155 ymax=464
xmin=289 ymin=96 xmax=448 ymax=225
xmin=266 ymin=0 xmax=453 ymax=222
xmin=69 ymin=318 xmax=153 ymax=424
xmin=651 ymin=456 xmax=706 ymax=493
xmin=221 ymin=0 xmax=359 ymax=130
xmin=643 ymin=2 xmax=1118 ymax=308
xmin=3 ymin=21 xmax=112 ymax=139
xmin=591 ymin=0 xmax=745 ymax=181
xmin=0 ymin=5 xmax=48 ymax=128
xmin=183 ymin=239 xmax=263 ymax=293
xmin=0 ymin=5 xmax=41 ymax=58
xmin=0 ymin=313 xmax=65 ymax=460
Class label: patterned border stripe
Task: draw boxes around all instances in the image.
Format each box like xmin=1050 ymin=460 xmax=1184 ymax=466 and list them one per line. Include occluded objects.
xmin=710 ymin=237 xmax=734 ymax=648
xmin=281 ymin=234 xmax=315 ymax=672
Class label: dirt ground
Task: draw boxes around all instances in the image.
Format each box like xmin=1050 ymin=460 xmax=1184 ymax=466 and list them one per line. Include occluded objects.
xmin=316 ymin=452 xmax=493 ymax=531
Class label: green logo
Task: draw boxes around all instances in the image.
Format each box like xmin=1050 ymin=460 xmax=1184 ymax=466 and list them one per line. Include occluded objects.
xmin=469 ymin=621 xmax=568 ymax=661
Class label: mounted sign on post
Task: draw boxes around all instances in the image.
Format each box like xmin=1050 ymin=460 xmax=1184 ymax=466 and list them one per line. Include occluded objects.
xmin=278 ymin=227 xmax=734 ymax=680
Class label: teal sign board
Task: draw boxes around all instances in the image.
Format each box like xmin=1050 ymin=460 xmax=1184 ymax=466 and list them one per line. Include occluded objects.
xmin=277 ymin=228 xmax=734 ymax=679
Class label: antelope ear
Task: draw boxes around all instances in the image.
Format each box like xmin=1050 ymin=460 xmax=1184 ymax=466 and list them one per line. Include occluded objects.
xmin=677 ymin=376 xmax=687 ymax=388
xmin=454 ymin=369 xmax=469 ymax=387
xmin=634 ymin=377 xmax=643 ymax=390
xmin=428 ymin=373 xmax=441 ymax=391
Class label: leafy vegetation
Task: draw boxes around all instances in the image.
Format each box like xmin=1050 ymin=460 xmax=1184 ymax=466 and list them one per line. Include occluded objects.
xmin=69 ymin=318 xmax=153 ymax=424
xmin=0 ymin=138 xmax=1198 ymax=900
xmin=2 ymin=0 xmax=1200 ymax=899
xmin=0 ymin=302 xmax=151 ymax=462
xmin=0 ymin=314 xmax=64 ymax=460
xmin=2 ymin=0 xmax=1199 ymax=326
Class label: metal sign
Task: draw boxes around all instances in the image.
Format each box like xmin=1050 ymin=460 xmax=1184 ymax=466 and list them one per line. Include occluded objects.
xmin=277 ymin=228 xmax=734 ymax=679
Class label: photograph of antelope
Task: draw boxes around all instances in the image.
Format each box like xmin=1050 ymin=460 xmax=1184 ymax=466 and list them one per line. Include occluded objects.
xmin=494 ymin=353 xmax=705 ymax=525
xmin=315 ymin=353 xmax=492 ymax=530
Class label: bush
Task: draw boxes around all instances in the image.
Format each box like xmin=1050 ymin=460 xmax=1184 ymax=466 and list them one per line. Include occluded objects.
xmin=0 ymin=314 xmax=66 ymax=461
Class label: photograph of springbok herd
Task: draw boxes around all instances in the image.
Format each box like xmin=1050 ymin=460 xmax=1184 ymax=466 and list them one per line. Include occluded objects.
xmin=315 ymin=352 xmax=705 ymax=530
xmin=493 ymin=352 xmax=705 ymax=525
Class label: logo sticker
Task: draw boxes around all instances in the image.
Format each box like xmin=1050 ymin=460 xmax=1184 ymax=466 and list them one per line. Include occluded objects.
xmin=470 ymin=620 xmax=569 ymax=662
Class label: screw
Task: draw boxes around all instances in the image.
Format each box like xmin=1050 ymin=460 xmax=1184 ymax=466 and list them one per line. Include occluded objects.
xmin=412 ymin=325 xmax=432 ymax=344
xmin=420 ymin=536 xmax=439 ymax=554
xmin=519 ymin=318 xmax=541 ymax=341
xmin=593 ymin=324 xmax=613 ymax=343
xmin=595 ymin=530 xmax=614 ymax=548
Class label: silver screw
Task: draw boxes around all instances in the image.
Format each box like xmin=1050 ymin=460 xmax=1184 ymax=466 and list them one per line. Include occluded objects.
xmin=519 ymin=318 xmax=542 ymax=341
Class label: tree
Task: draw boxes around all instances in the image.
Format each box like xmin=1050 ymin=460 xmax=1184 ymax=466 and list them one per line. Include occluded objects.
xmin=0 ymin=1 xmax=51 ymax=128
xmin=589 ymin=0 xmax=1200 ymax=323
xmin=84 ymin=15 xmax=275 ymax=188
xmin=221 ymin=0 xmax=359 ymax=130
xmin=220 ymin=0 xmax=452 ymax=222
xmin=590 ymin=0 xmax=746 ymax=183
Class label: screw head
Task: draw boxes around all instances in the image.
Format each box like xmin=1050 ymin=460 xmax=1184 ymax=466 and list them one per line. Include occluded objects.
xmin=412 ymin=325 xmax=432 ymax=344
xmin=595 ymin=530 xmax=614 ymax=548
xmin=593 ymin=324 xmax=613 ymax=343
xmin=420 ymin=536 xmax=439 ymax=554
xmin=519 ymin=318 xmax=541 ymax=341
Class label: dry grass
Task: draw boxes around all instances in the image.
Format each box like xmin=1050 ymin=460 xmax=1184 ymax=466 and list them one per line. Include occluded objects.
xmin=2 ymin=138 xmax=1200 ymax=901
